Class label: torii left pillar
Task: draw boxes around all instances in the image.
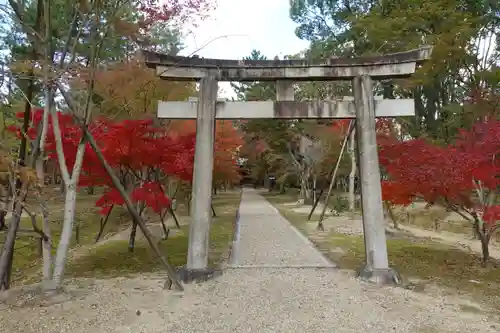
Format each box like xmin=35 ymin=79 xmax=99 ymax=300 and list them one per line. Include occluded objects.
xmin=179 ymin=75 xmax=219 ymax=282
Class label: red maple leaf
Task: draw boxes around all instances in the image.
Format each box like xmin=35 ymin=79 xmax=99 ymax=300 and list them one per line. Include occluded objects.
xmin=131 ymin=182 xmax=171 ymax=214
xmin=379 ymin=119 xmax=500 ymax=228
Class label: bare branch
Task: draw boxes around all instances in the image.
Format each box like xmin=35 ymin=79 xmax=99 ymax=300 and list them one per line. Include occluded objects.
xmin=21 ymin=204 xmax=49 ymax=242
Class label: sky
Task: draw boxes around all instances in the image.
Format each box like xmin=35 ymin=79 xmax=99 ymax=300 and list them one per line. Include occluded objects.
xmin=178 ymin=0 xmax=310 ymax=98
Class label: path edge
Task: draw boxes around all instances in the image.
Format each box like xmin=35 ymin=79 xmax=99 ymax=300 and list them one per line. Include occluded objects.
xmin=227 ymin=187 xmax=243 ymax=266
xmin=266 ymin=197 xmax=337 ymax=268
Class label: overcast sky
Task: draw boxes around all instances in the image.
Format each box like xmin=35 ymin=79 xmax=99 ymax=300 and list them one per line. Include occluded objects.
xmin=0 ymin=0 xmax=309 ymax=99
xmin=179 ymin=0 xmax=310 ymax=98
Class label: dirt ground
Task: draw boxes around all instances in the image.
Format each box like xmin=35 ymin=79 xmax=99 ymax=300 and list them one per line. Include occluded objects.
xmin=288 ymin=200 xmax=500 ymax=260
xmin=0 ymin=191 xmax=499 ymax=333
xmin=265 ymin=196 xmax=500 ymax=317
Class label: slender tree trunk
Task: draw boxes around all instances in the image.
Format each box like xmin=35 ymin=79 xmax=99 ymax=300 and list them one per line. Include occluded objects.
xmin=129 ymin=168 xmax=147 ymax=252
xmin=51 ymin=182 xmax=77 ymax=287
xmin=299 ymin=167 xmax=310 ymax=203
xmin=36 ymin=157 xmax=52 ymax=284
xmin=129 ymin=222 xmax=139 ymax=252
xmin=59 ymin=179 xmax=65 ymax=194
xmin=1 ymin=68 xmax=36 ymax=289
xmin=472 ymin=215 xmax=491 ymax=266
xmin=384 ymin=201 xmax=398 ymax=229
xmin=95 ymin=205 xmax=113 ymax=243
xmin=160 ymin=214 xmax=170 ymax=240
xmin=312 ymin=174 xmax=317 ymax=204
xmin=348 ymin=128 xmax=356 ymax=211
xmin=49 ymin=103 xmax=87 ymax=289
xmin=0 ymin=185 xmax=28 ymax=289
xmin=37 ymin=86 xmax=53 ymax=286
xmin=0 ymin=212 xmax=5 ymax=231
xmin=472 ymin=219 xmax=481 ymax=240
xmin=0 ymin=186 xmax=6 ymax=230
xmin=306 ymin=167 xmax=312 ymax=203
xmin=480 ymin=236 xmax=490 ymax=266
xmin=0 ymin=0 xmax=44 ymax=289
xmin=0 ymin=102 xmax=4 ymax=141
xmin=51 ymin=166 xmax=56 ymax=185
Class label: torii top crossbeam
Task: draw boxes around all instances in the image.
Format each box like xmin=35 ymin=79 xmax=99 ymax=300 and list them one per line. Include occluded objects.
xmin=142 ymin=46 xmax=432 ymax=81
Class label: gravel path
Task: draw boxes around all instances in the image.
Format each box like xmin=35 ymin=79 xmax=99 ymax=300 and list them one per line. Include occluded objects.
xmin=0 ymin=189 xmax=498 ymax=333
xmin=229 ymin=189 xmax=333 ymax=268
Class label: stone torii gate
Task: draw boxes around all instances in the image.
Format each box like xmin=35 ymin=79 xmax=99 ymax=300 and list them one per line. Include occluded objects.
xmin=143 ymin=46 xmax=432 ymax=284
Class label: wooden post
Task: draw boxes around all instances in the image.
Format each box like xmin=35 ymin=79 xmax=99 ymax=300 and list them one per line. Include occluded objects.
xmin=317 ymin=121 xmax=355 ymax=230
xmin=353 ymin=75 xmax=400 ymax=284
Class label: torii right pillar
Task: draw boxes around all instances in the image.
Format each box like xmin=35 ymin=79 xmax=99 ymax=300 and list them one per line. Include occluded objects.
xmin=353 ymin=75 xmax=400 ymax=284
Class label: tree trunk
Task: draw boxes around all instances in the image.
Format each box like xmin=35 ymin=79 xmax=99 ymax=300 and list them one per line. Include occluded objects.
xmin=472 ymin=219 xmax=481 ymax=240
xmin=59 ymin=179 xmax=65 ymax=194
xmin=0 ymin=186 xmax=6 ymax=230
xmin=0 ymin=175 xmax=33 ymax=288
xmin=49 ymin=94 xmax=87 ymax=289
xmin=51 ymin=166 xmax=57 ymax=185
xmin=128 ymin=201 xmax=142 ymax=252
xmin=300 ymin=167 xmax=311 ymax=203
xmin=129 ymin=168 xmax=147 ymax=252
xmin=95 ymin=205 xmax=113 ymax=243
xmin=0 ymin=207 xmax=22 ymax=290
xmin=0 ymin=0 xmax=44 ymax=289
xmin=160 ymin=218 xmax=170 ymax=240
xmin=312 ymin=175 xmax=317 ymax=204
xmin=0 ymin=210 xmax=5 ymax=231
xmin=129 ymin=222 xmax=138 ymax=252
xmin=472 ymin=216 xmax=490 ymax=266
xmin=39 ymin=69 xmax=53 ymax=286
xmin=130 ymin=182 xmax=145 ymax=253
xmin=384 ymin=201 xmax=398 ymax=229
xmin=480 ymin=236 xmax=490 ymax=266
xmin=348 ymin=128 xmax=356 ymax=211
xmin=36 ymin=158 xmax=52 ymax=285
xmin=51 ymin=182 xmax=77 ymax=288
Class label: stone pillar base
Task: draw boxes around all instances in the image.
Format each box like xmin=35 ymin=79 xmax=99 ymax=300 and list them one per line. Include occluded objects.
xmin=176 ymin=266 xmax=222 ymax=284
xmin=356 ymin=266 xmax=402 ymax=285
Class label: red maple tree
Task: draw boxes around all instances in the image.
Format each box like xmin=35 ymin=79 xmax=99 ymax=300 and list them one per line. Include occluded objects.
xmin=168 ymin=119 xmax=244 ymax=187
xmin=8 ymin=111 xmax=196 ymax=218
xmin=379 ymin=120 xmax=500 ymax=264
xmin=9 ymin=108 xmax=244 ymax=220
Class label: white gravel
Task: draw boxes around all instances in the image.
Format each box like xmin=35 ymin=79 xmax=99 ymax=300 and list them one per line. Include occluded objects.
xmin=0 ymin=188 xmax=498 ymax=333
xmin=229 ymin=190 xmax=333 ymax=267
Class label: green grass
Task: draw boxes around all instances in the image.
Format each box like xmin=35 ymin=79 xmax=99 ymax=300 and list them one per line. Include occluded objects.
xmin=393 ymin=203 xmax=500 ymax=242
xmin=5 ymin=188 xmax=241 ymax=284
xmin=393 ymin=205 xmax=471 ymax=232
xmin=6 ymin=199 xmax=130 ymax=285
xmin=264 ymin=191 xmax=500 ymax=312
xmin=65 ymin=234 xmax=189 ymax=278
xmin=64 ymin=190 xmax=241 ymax=279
